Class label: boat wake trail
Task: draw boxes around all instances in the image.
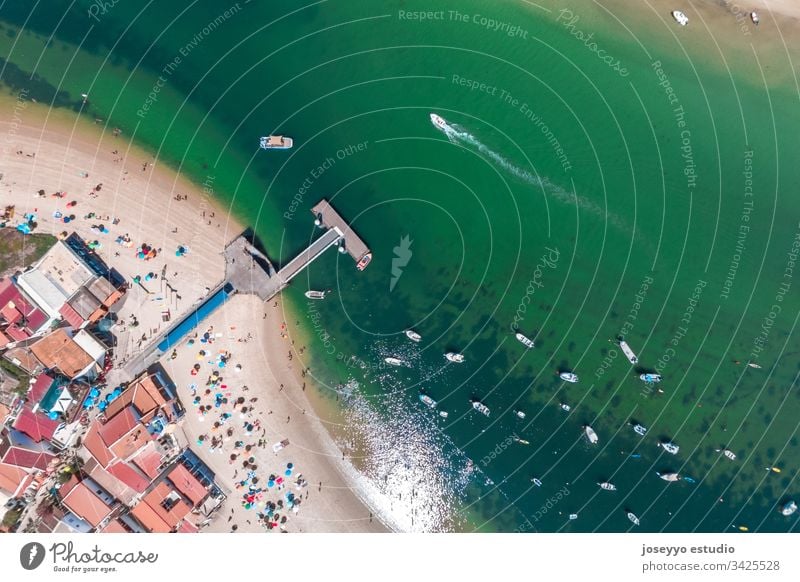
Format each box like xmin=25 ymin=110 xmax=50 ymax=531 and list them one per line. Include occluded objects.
xmin=437 ymin=121 xmax=629 ymax=232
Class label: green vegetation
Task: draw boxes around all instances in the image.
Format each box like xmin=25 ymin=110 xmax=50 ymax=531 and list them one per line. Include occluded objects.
xmin=0 ymin=357 xmax=30 ymax=391
xmin=1 ymin=508 xmax=22 ymax=529
xmin=0 ymin=229 xmax=56 ymax=276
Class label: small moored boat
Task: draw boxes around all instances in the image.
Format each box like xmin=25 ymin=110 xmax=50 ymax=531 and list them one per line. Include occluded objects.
xmin=560 ymin=372 xmax=579 ymax=383
xmin=304 ymin=290 xmax=326 ymax=300
xmin=640 ymin=373 xmax=662 ymax=383
xmin=514 ymin=410 xmax=526 ymax=420
xmin=627 ymin=511 xmax=640 ymax=526
xmin=439 ymin=411 xmax=449 ymax=419
xmin=445 ymin=352 xmax=465 ymax=363
xmin=560 ymin=403 xmax=571 ymax=412
xmin=657 ymin=472 xmax=681 ymax=482
xmin=419 ymin=393 xmax=437 ymax=408
xmin=633 ymin=423 xmax=648 ymax=436
xmin=471 ymin=400 xmax=490 ymax=416
xmin=599 ymin=482 xmax=617 ymax=491
xmin=384 ymin=357 xmax=403 ymax=366
xmin=619 ymin=339 xmax=638 ymax=364
xmin=260 ymin=135 xmax=293 ymax=149
xmin=515 ymin=332 xmax=535 ymax=349
xmin=780 ymin=501 xmax=797 ymax=516
xmin=531 ymin=477 xmax=543 ymax=487
xmin=659 ymin=441 xmax=680 ymax=455
xmin=672 ymin=10 xmax=689 ymax=26
xmin=721 ymin=448 xmax=737 ymax=461
xmin=513 ymin=436 xmax=530 ymax=445
xmin=750 ymin=11 xmax=759 ymax=25
xmin=405 ymin=329 xmax=422 ymax=342
xmin=584 ymin=425 xmax=599 ymax=444
xmin=356 ymin=252 xmax=372 ymax=271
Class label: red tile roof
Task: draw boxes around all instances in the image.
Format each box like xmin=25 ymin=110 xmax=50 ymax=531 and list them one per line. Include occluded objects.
xmin=130 ymin=499 xmax=172 ymax=533
xmin=98 ymin=406 xmax=139 ymax=445
xmin=177 ymin=519 xmax=198 ymax=533
xmin=59 ymin=302 xmax=85 ymax=329
xmin=130 ymin=444 xmax=163 ymax=479
xmin=0 ymin=462 xmax=29 ymax=496
xmin=13 ymin=406 xmax=60 ymax=442
xmin=100 ymin=519 xmax=128 ymax=533
xmin=29 ymin=373 xmax=54 ymax=404
xmin=83 ymin=423 xmax=115 ymax=468
xmin=60 ymin=477 xmax=113 ymax=528
xmin=168 ymin=463 xmax=208 ymax=506
xmin=107 ymin=462 xmax=149 ymax=494
xmin=5 ymin=325 xmax=30 ymax=342
xmin=139 ymin=482 xmax=190 ymax=530
xmin=2 ymin=447 xmax=55 ymax=471
xmin=0 ymin=329 xmax=9 ymax=348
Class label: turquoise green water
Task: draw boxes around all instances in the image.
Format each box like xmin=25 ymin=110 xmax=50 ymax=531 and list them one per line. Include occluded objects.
xmin=2 ymin=0 xmax=800 ymax=532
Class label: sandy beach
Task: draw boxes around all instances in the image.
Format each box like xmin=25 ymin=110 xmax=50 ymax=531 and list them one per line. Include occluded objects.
xmin=0 ymin=99 xmax=386 ymax=532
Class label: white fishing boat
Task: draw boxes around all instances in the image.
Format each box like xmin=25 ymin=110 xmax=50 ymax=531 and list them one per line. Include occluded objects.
xmin=584 ymin=425 xmax=599 ymax=444
xmin=633 ymin=423 xmax=648 ymax=436
xmin=259 ymin=135 xmax=293 ymax=149
xmin=560 ymin=403 xmax=571 ymax=412
xmin=560 ymin=372 xmax=579 ymax=383
xmin=404 ymin=329 xmax=422 ymax=342
xmin=619 ymin=339 xmax=638 ymax=364
xmin=304 ymin=290 xmax=326 ymax=300
xmin=439 ymin=410 xmax=449 ymax=419
xmin=781 ymin=501 xmax=797 ymax=516
xmin=430 ymin=113 xmax=448 ymax=131
xmin=445 ymin=352 xmax=465 ymax=363
xmin=721 ymin=449 xmax=737 ymax=461
xmin=384 ymin=357 xmax=403 ymax=366
xmin=627 ymin=511 xmax=640 ymax=526
xmin=657 ymin=472 xmax=681 ymax=482
xmin=419 ymin=393 xmax=437 ymax=408
xmin=659 ymin=441 xmax=680 ymax=455
xmin=599 ymin=482 xmax=617 ymax=491
xmin=671 ymin=10 xmax=689 ymax=26
xmin=569 ymin=513 xmax=578 ymax=520
xmin=471 ymin=400 xmax=490 ymax=416
xmin=640 ymin=373 xmax=662 ymax=383
xmin=514 ymin=410 xmax=526 ymax=420
xmin=515 ymin=332 xmax=535 ymax=349
xmin=531 ymin=477 xmax=543 ymax=487
xmin=747 ymin=361 xmax=762 ymax=369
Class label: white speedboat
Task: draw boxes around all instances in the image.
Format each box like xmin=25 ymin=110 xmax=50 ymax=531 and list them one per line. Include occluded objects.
xmin=304 ymin=290 xmax=326 ymax=300
xmin=513 ymin=436 xmax=530 ymax=445
xmin=659 ymin=441 xmax=680 ymax=455
xmin=569 ymin=513 xmax=578 ymax=520
xmin=514 ymin=410 xmax=526 ymax=420
xmin=619 ymin=339 xmax=638 ymax=364
xmin=384 ymin=357 xmax=403 ymax=366
xmin=633 ymin=423 xmax=648 ymax=436
xmin=260 ymin=135 xmax=293 ymax=149
xmin=560 ymin=372 xmax=579 ymax=383
xmin=356 ymin=252 xmax=372 ymax=271
xmin=419 ymin=393 xmax=437 ymax=408
xmin=627 ymin=511 xmax=640 ymax=526
xmin=781 ymin=501 xmax=797 ymax=516
xmin=750 ymin=11 xmax=759 ymax=25
xmin=560 ymin=403 xmax=571 ymax=412
xmin=445 ymin=352 xmax=465 ymax=363
xmin=404 ymin=329 xmax=422 ymax=342
xmin=515 ymin=332 xmax=535 ymax=349
xmin=640 ymin=373 xmax=662 ymax=383
xmin=721 ymin=449 xmax=737 ymax=461
xmin=531 ymin=477 xmax=543 ymax=487
xmin=599 ymin=482 xmax=617 ymax=491
xmin=584 ymin=425 xmax=599 ymax=444
xmin=471 ymin=400 xmax=490 ymax=416
xmin=671 ymin=10 xmax=689 ymax=26
xmin=747 ymin=362 xmax=762 ymax=369
xmin=439 ymin=410 xmax=449 ymax=419
xmin=657 ymin=472 xmax=681 ymax=482
xmin=430 ymin=113 xmax=448 ymax=131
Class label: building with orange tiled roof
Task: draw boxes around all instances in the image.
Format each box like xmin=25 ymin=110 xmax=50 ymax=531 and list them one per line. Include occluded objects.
xmin=57 ymin=475 xmax=116 ymax=531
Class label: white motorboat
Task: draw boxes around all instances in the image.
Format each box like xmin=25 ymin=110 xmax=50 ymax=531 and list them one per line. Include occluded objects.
xmin=659 ymin=441 xmax=680 ymax=455
xmin=445 ymin=352 xmax=465 ymax=363
xmin=721 ymin=449 xmax=737 ymax=461
xmin=531 ymin=477 xmax=543 ymax=487
xmin=439 ymin=411 xmax=449 ymax=419
xmin=514 ymin=410 xmax=526 ymax=420
xmin=619 ymin=339 xmax=638 ymax=364
xmin=404 ymin=329 xmax=422 ymax=342
xmin=599 ymin=482 xmax=617 ymax=491
xmin=584 ymin=425 xmax=599 ymax=444
xmin=560 ymin=403 xmax=571 ymax=412
xmin=560 ymin=372 xmax=579 ymax=383
xmin=260 ymin=135 xmax=293 ymax=149
xmin=633 ymin=423 xmax=648 ymax=436
xmin=471 ymin=400 xmax=490 ymax=416
xmin=627 ymin=511 xmax=640 ymax=526
xmin=750 ymin=11 xmax=759 ymax=25
xmin=304 ymin=290 xmax=326 ymax=300
xmin=657 ymin=472 xmax=681 ymax=482
xmin=640 ymin=373 xmax=662 ymax=383
xmin=419 ymin=393 xmax=437 ymax=408
xmin=430 ymin=113 xmax=448 ymax=131
xmin=781 ymin=501 xmax=797 ymax=516
xmin=672 ymin=10 xmax=689 ymax=26
xmin=515 ymin=332 xmax=535 ymax=349
xmin=384 ymin=357 xmax=403 ymax=366
xmin=513 ymin=436 xmax=530 ymax=445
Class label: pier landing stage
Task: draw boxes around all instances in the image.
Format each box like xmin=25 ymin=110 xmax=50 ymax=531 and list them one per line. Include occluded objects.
xmin=311 ymin=199 xmax=371 ymax=269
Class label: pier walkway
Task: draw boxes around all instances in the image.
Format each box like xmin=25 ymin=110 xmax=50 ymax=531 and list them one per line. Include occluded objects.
xmin=276 ymin=228 xmax=341 ymax=283
xmin=311 ymin=199 xmax=371 ymax=265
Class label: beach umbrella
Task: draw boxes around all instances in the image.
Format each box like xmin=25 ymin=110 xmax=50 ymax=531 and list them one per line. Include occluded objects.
xmin=285 ymin=469 xmax=292 ymax=477
xmin=48 ymin=411 xmax=59 ymax=420
xmin=287 ymin=463 xmax=294 ymax=469
xmin=89 ymin=387 xmax=100 ymax=398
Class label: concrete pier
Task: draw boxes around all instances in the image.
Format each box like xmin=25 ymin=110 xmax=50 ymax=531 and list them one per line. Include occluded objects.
xmin=310 ymin=199 xmax=371 ymax=267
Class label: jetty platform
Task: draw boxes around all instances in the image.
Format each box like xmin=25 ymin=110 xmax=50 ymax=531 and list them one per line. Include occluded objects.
xmin=310 ymin=199 xmax=371 ymax=265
